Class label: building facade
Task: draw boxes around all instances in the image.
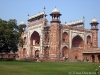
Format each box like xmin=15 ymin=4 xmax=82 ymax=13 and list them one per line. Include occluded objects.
xmin=18 ymin=8 xmax=100 ymax=62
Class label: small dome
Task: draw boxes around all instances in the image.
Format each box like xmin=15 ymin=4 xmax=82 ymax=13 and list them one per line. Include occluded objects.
xmin=91 ymin=18 xmax=98 ymax=23
xmin=52 ymin=7 xmax=60 ymax=14
xmin=20 ymin=21 xmax=25 ymax=25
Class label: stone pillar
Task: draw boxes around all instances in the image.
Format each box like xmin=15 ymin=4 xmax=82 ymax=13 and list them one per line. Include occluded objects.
xmin=95 ymin=55 xmax=98 ymax=62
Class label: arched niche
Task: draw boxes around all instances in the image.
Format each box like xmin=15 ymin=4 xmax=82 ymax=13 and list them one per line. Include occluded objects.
xmin=87 ymin=35 xmax=92 ymax=44
xmin=62 ymin=32 xmax=69 ymax=42
xmin=35 ymin=50 xmax=39 ymax=58
xmin=30 ymin=31 xmax=40 ymax=46
xmin=72 ymin=35 xmax=84 ymax=47
xmin=62 ymin=46 xmax=68 ymax=57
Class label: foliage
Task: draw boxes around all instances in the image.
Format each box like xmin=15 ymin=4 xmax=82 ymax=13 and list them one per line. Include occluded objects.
xmin=0 ymin=18 xmax=24 ymax=53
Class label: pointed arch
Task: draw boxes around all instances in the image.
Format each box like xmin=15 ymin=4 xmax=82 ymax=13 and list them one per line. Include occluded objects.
xmin=87 ymin=35 xmax=92 ymax=44
xmin=86 ymin=35 xmax=92 ymax=49
xmin=62 ymin=32 xmax=69 ymax=42
xmin=62 ymin=46 xmax=68 ymax=57
xmin=30 ymin=31 xmax=40 ymax=46
xmin=72 ymin=35 xmax=84 ymax=47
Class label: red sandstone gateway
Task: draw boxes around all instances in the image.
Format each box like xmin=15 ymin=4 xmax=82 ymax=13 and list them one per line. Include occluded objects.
xmin=18 ymin=7 xmax=100 ymax=62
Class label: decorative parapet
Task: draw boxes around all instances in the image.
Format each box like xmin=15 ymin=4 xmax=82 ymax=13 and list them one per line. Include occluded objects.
xmin=62 ymin=25 xmax=93 ymax=33
xmin=65 ymin=20 xmax=84 ymax=26
xmin=28 ymin=19 xmax=47 ymax=27
xmin=28 ymin=12 xmax=45 ymax=20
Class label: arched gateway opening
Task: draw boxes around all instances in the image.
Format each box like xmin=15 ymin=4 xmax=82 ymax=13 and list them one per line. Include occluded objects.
xmin=62 ymin=46 xmax=68 ymax=57
xmin=91 ymin=55 xmax=95 ymax=62
xmin=72 ymin=35 xmax=84 ymax=47
xmin=30 ymin=31 xmax=40 ymax=59
xmin=30 ymin=31 xmax=40 ymax=46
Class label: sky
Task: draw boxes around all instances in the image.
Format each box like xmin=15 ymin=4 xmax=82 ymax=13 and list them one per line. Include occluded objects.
xmin=0 ymin=0 xmax=100 ymax=47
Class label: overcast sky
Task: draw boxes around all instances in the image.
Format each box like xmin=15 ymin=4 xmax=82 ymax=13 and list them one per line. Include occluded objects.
xmin=0 ymin=0 xmax=100 ymax=47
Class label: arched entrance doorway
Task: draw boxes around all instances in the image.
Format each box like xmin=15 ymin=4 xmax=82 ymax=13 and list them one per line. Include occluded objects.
xmin=91 ymin=55 xmax=95 ymax=62
xmin=72 ymin=35 xmax=84 ymax=47
xmin=62 ymin=46 xmax=68 ymax=58
xmin=44 ymin=47 xmax=49 ymax=58
xmin=30 ymin=31 xmax=40 ymax=46
xmin=35 ymin=50 xmax=39 ymax=58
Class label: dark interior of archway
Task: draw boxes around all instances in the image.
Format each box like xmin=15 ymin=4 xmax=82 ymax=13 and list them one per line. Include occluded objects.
xmin=35 ymin=50 xmax=39 ymax=58
xmin=91 ymin=55 xmax=95 ymax=62
xmin=62 ymin=46 xmax=68 ymax=57
xmin=72 ymin=35 xmax=84 ymax=47
xmin=87 ymin=35 xmax=91 ymax=44
xmin=30 ymin=31 xmax=40 ymax=46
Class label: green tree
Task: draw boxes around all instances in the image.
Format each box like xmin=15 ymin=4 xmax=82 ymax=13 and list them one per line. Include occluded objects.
xmin=0 ymin=19 xmax=23 ymax=53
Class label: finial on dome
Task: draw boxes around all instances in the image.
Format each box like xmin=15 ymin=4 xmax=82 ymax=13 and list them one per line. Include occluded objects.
xmin=43 ymin=6 xmax=46 ymax=12
xmin=28 ymin=13 xmax=29 ymax=16
xmin=44 ymin=6 xmax=45 ymax=10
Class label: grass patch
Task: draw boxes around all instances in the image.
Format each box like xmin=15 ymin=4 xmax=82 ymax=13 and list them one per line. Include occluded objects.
xmin=0 ymin=61 xmax=99 ymax=75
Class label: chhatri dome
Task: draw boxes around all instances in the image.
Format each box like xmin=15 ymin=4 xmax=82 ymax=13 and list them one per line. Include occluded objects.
xmin=20 ymin=21 xmax=26 ymax=25
xmin=91 ymin=18 xmax=98 ymax=23
xmin=19 ymin=21 xmax=26 ymax=28
xmin=52 ymin=7 xmax=60 ymax=14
